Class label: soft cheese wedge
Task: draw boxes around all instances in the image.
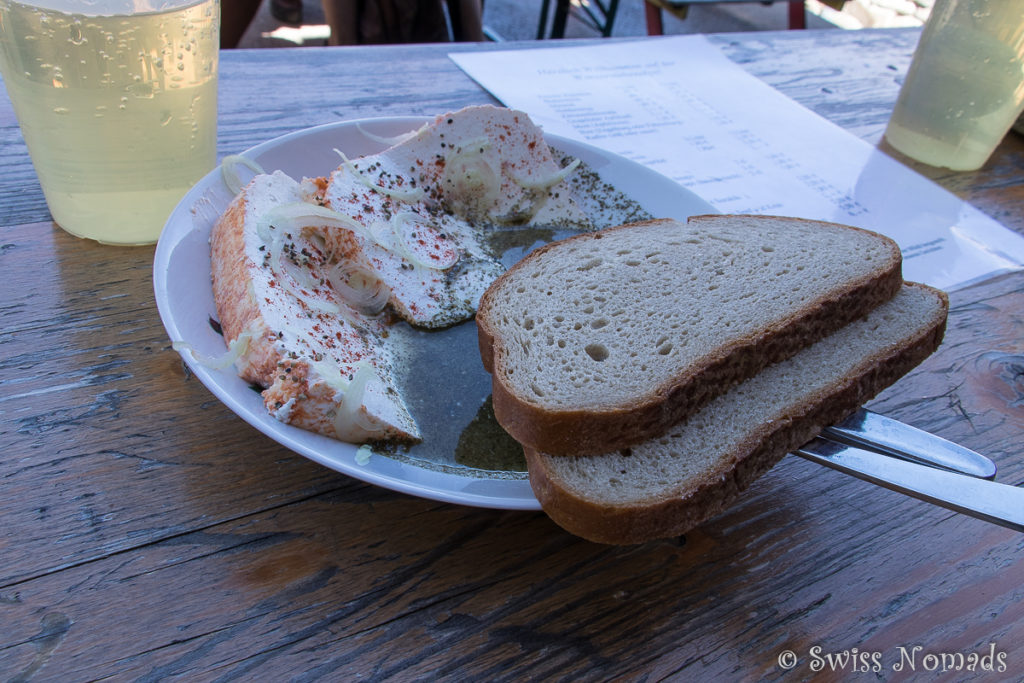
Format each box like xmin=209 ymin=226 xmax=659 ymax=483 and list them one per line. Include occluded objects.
xmin=477 ymin=215 xmax=904 ymax=456
xmin=525 ymin=283 xmax=949 ymax=544
xmin=321 ymin=105 xmax=591 ymax=329
xmin=211 ymin=170 xmax=419 ymax=443
xmin=209 ymin=105 xmax=589 ymax=443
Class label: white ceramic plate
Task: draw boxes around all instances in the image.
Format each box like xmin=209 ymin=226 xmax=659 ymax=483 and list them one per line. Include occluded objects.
xmin=153 ymin=116 xmax=714 ymax=510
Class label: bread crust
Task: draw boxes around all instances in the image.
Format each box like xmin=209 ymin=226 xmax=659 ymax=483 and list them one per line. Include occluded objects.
xmin=477 ymin=215 xmax=904 ymax=456
xmin=524 ymin=283 xmax=948 ymax=545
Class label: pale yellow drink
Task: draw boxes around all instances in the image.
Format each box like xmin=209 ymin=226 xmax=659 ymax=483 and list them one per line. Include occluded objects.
xmin=884 ymin=0 xmax=1024 ymax=172
xmin=0 ymin=0 xmax=218 ymax=244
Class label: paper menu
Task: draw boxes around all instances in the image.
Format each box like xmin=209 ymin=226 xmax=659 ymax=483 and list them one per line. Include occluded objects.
xmin=449 ymin=36 xmax=1024 ymax=291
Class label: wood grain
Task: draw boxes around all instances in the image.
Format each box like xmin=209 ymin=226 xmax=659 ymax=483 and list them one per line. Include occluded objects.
xmin=2 ymin=28 xmax=1023 ymax=681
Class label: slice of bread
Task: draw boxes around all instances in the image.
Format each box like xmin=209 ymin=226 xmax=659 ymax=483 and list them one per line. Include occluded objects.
xmin=525 ymin=282 xmax=948 ymax=544
xmin=476 ymin=215 xmax=904 ymax=456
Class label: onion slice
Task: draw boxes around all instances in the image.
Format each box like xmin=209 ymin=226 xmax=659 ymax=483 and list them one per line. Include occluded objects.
xmin=173 ymin=327 xmax=254 ymax=371
xmin=309 ymin=359 xmax=384 ymax=438
xmin=255 ymin=202 xmax=374 ymax=245
xmin=441 ymin=137 xmax=501 ymax=216
xmin=221 ymin=155 xmax=266 ymax=195
xmin=325 ymin=262 xmax=392 ymax=316
xmin=513 ymin=158 xmax=581 ymax=191
xmin=389 ymin=212 xmax=460 ymax=271
xmin=355 ymin=121 xmax=424 ymax=148
xmin=334 ymin=148 xmax=426 ymax=203
xmin=332 ymin=362 xmax=379 ymax=437
xmin=355 ymin=444 xmax=373 ymax=465
xmin=253 ymin=204 xmax=401 ymax=319
xmin=259 ymin=228 xmax=353 ymax=321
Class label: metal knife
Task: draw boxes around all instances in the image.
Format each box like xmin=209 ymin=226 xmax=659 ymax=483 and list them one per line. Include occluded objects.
xmin=823 ymin=408 xmax=997 ymax=480
xmin=796 ymin=438 xmax=1024 ymax=532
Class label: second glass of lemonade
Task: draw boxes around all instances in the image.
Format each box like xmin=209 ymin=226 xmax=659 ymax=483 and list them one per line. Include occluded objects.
xmin=0 ymin=0 xmax=219 ymax=245
xmin=883 ymin=0 xmax=1024 ymax=172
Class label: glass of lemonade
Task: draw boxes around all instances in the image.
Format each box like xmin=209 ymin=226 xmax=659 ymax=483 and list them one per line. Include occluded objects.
xmin=0 ymin=0 xmax=219 ymax=245
xmin=883 ymin=0 xmax=1024 ymax=172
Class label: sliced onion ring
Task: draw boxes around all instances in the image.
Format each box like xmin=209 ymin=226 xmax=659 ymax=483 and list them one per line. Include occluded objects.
xmin=513 ymin=157 xmax=581 ymax=191
xmin=253 ymin=204 xmax=391 ymax=320
xmin=332 ymin=362 xmax=381 ymax=437
xmin=173 ymin=326 xmax=254 ymax=371
xmin=255 ymin=202 xmax=374 ymax=245
xmin=441 ymin=137 xmax=501 ymax=217
xmin=221 ymin=155 xmax=266 ymax=195
xmin=355 ymin=121 xmax=424 ymax=148
xmin=390 ymin=211 xmax=460 ymax=271
xmin=309 ymin=360 xmax=384 ymax=438
xmin=326 ymin=262 xmax=392 ymax=316
xmin=334 ymin=148 xmax=426 ymax=203
xmin=263 ymin=231 xmax=352 ymax=318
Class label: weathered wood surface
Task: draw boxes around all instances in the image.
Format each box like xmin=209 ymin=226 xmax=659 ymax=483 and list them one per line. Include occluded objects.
xmin=2 ymin=29 xmax=1023 ymax=680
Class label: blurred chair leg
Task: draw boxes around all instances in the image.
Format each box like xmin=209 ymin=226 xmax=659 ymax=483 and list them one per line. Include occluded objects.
xmin=536 ymin=0 xmax=551 ymax=38
xmin=601 ymin=0 xmax=621 ymax=35
xmin=447 ymin=0 xmax=485 ymax=41
xmin=645 ymin=1 xmax=664 ymax=35
xmin=788 ymin=0 xmax=806 ymax=28
xmin=535 ymin=0 xmax=621 ymax=39
xmin=550 ymin=0 xmax=569 ymax=38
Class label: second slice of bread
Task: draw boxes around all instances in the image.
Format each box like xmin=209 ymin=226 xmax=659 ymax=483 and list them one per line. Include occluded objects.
xmin=476 ymin=215 xmax=903 ymax=456
xmin=525 ymin=283 xmax=949 ymax=544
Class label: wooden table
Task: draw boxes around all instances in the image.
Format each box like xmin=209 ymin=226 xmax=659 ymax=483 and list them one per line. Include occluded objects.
xmin=3 ymin=29 xmax=1023 ymax=680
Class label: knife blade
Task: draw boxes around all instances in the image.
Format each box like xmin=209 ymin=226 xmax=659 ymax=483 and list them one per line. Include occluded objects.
xmin=823 ymin=408 xmax=996 ymax=479
xmin=796 ymin=438 xmax=1023 ymax=532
